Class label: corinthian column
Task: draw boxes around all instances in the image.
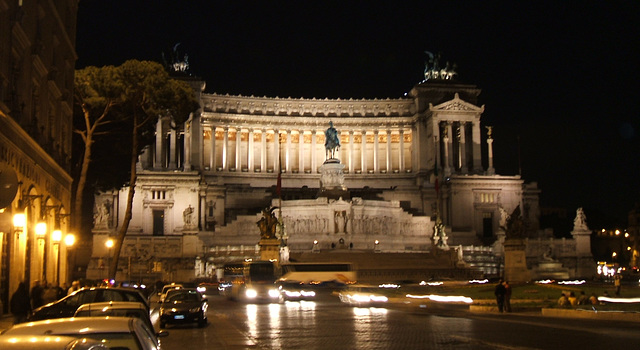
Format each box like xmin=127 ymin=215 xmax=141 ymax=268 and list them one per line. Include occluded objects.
xmin=285 ymin=130 xmax=291 ymax=172
xmin=373 ymin=130 xmax=379 ymax=173
xmin=399 ymin=129 xmax=405 ymax=172
xmin=209 ymin=126 xmax=216 ymax=171
xmin=311 ymin=131 xmax=317 ymax=173
xmin=349 ymin=130 xmax=354 ymax=173
xmin=248 ymin=128 xmax=254 ymax=171
xmin=298 ymin=130 xmax=304 ymax=172
xmin=261 ymin=128 xmax=267 ymax=172
xmin=222 ymin=127 xmax=229 ymax=171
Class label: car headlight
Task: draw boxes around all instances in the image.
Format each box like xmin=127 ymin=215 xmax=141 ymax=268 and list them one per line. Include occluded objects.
xmin=197 ymin=286 xmax=206 ymax=292
xmin=246 ymin=289 xmax=258 ymax=298
xmin=268 ymin=289 xmax=280 ymax=298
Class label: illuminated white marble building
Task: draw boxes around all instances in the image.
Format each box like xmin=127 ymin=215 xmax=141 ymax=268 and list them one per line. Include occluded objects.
xmin=88 ymin=72 xmax=542 ymax=281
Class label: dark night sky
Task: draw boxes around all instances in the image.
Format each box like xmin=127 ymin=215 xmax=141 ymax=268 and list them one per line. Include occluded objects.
xmin=75 ymin=1 xmax=640 ymax=228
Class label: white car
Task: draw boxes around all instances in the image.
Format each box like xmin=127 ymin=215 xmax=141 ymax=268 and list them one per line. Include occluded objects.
xmin=0 ymin=335 xmax=107 ymax=350
xmin=1 ymin=317 xmax=160 ymax=350
xmin=74 ymin=301 xmax=166 ymax=336
xmin=158 ymin=284 xmax=183 ymax=303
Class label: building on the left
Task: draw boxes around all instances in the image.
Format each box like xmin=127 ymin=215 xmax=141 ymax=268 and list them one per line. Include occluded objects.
xmin=0 ymin=1 xmax=77 ymax=314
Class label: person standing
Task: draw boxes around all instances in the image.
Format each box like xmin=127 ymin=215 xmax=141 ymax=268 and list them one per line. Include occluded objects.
xmin=30 ymin=280 xmax=44 ymax=309
xmin=503 ymin=280 xmax=512 ymax=312
xmin=614 ymin=274 xmax=622 ymax=296
xmin=494 ymin=279 xmax=506 ymax=313
xmin=10 ymin=282 xmax=31 ymax=324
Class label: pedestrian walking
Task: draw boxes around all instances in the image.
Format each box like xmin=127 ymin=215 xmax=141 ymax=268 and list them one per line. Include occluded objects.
xmin=614 ymin=274 xmax=622 ymax=296
xmin=494 ymin=279 xmax=506 ymax=312
xmin=10 ymin=282 xmax=31 ymax=324
xmin=503 ymin=280 xmax=512 ymax=312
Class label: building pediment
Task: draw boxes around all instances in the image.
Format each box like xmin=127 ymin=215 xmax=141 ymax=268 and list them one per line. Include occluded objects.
xmin=429 ymin=93 xmax=485 ymax=113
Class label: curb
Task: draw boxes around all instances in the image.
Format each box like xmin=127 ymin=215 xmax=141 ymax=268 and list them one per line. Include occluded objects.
xmin=541 ymin=308 xmax=640 ymax=322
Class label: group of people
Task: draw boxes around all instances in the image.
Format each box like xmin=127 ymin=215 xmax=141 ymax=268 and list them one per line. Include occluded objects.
xmin=557 ymin=291 xmax=600 ymax=307
xmin=494 ymin=279 xmax=512 ymax=312
xmin=9 ymin=279 xmax=82 ymax=324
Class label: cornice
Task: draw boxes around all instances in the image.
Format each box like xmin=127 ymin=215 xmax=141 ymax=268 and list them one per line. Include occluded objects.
xmin=201 ymin=93 xmax=415 ymax=118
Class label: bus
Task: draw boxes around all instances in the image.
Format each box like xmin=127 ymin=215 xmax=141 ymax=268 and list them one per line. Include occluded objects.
xmin=227 ymin=260 xmax=280 ymax=302
xmin=278 ymin=262 xmax=357 ymax=285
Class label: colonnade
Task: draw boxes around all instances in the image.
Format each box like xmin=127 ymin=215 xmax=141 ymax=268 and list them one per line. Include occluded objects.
xmin=202 ymin=126 xmax=413 ymax=175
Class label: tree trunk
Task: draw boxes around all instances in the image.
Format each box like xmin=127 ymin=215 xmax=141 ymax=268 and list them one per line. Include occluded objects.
xmin=108 ymin=113 xmax=139 ymax=281
xmin=72 ymin=107 xmax=95 ymax=234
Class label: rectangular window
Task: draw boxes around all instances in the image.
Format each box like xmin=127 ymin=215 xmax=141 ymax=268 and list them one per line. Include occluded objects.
xmin=153 ymin=210 xmax=164 ymax=236
xmin=483 ymin=212 xmax=493 ymax=238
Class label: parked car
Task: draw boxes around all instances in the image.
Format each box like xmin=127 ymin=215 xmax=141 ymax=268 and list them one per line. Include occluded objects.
xmin=30 ymin=287 xmax=149 ymax=321
xmin=73 ymin=301 xmax=165 ymax=336
xmin=1 ymin=317 xmax=161 ymax=350
xmin=159 ymin=288 xmax=208 ymax=328
xmin=0 ymin=335 xmax=108 ymax=350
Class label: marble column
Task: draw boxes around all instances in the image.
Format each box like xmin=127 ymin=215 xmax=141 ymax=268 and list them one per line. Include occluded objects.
xmin=311 ymin=132 xmax=317 ymax=173
xmin=472 ymin=122 xmax=482 ymax=172
xmin=235 ymin=127 xmax=241 ymax=171
xmin=399 ymin=129 xmax=405 ymax=172
xmin=487 ymin=131 xmax=495 ymax=175
xmin=248 ymin=128 xmax=254 ymax=171
xmin=261 ymin=128 xmax=267 ymax=172
xmin=169 ymin=128 xmax=177 ymax=169
xmin=349 ymin=130 xmax=355 ymax=173
xmin=155 ymin=118 xmax=163 ymax=169
xmin=373 ymin=130 xmax=379 ymax=173
xmin=361 ymin=131 xmax=367 ymax=173
xmin=209 ymin=126 xmax=216 ymax=171
xmin=298 ymin=130 xmax=304 ymax=172
xmin=443 ymin=122 xmax=452 ymax=176
xmin=222 ymin=127 xmax=229 ymax=171
xmin=386 ymin=130 xmax=392 ymax=172
xmin=285 ymin=130 xmax=291 ymax=172
xmin=273 ymin=129 xmax=280 ymax=172
xmin=459 ymin=122 xmax=468 ymax=174
xmin=184 ymin=119 xmax=192 ymax=170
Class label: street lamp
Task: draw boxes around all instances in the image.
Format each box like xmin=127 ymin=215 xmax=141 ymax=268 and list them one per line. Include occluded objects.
xmin=105 ymin=239 xmax=114 ymax=283
xmin=52 ymin=230 xmax=62 ymax=285
xmin=35 ymin=222 xmax=47 ymax=280
xmin=13 ymin=212 xmax=26 ymax=235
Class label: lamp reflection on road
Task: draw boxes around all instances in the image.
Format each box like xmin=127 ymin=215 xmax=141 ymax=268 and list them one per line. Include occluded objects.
xmin=246 ymin=304 xmax=258 ymax=339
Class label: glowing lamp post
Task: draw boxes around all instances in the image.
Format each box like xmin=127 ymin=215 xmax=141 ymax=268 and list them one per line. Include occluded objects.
xmin=52 ymin=230 xmax=62 ymax=284
xmin=13 ymin=213 xmax=26 ymax=235
xmin=105 ymin=239 xmax=114 ymax=282
xmin=35 ymin=222 xmax=47 ymax=280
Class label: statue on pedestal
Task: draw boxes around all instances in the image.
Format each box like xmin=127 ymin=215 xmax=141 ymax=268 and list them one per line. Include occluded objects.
xmin=324 ymin=121 xmax=340 ymax=160
xmin=257 ymin=207 xmax=278 ymax=239
xmin=573 ymin=207 xmax=588 ymax=231
xmin=505 ymin=206 xmax=524 ymax=239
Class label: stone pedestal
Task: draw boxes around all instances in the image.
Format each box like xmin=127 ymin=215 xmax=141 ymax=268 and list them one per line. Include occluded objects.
xmin=503 ymin=239 xmax=531 ymax=282
xmin=317 ymin=159 xmax=349 ymax=199
xmin=259 ymin=238 xmax=281 ymax=264
xmin=532 ymin=261 xmax=570 ymax=279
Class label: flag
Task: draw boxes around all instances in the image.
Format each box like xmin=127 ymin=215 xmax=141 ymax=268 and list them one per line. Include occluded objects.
xmin=276 ymin=171 xmax=282 ymax=197
xmin=434 ymin=155 xmax=439 ymax=194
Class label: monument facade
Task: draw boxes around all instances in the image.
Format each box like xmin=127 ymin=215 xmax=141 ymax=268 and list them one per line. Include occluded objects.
xmin=87 ymin=64 xmax=555 ymax=282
